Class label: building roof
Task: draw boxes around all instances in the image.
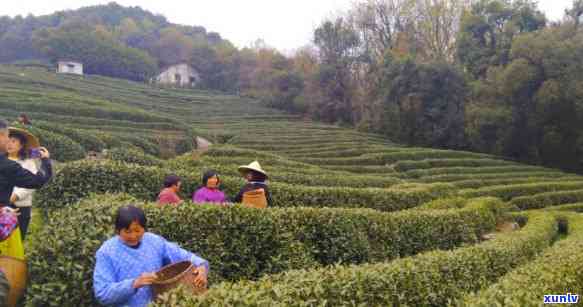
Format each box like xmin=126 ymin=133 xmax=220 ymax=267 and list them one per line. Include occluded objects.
xmin=57 ymin=59 xmax=83 ymax=65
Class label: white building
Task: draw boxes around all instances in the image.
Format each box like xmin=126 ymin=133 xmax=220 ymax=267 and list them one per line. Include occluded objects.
xmin=57 ymin=60 xmax=83 ymax=75
xmin=156 ymin=63 xmax=200 ymax=87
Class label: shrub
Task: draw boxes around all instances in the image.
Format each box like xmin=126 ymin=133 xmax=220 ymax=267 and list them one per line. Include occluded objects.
xmin=459 ymin=181 xmax=583 ymax=201
xmin=152 ymin=212 xmax=559 ymax=306
xmin=104 ymin=147 xmax=163 ymax=167
xmin=510 ymin=189 xmax=583 ymax=210
xmin=461 ymin=213 xmax=583 ymax=306
xmin=34 ymin=122 xmax=106 ymax=152
xmin=37 ymin=160 xmax=453 ymax=211
xmin=26 ymin=195 xmax=503 ymax=306
xmin=402 ymin=165 xmax=549 ymax=179
xmin=392 ymin=158 xmax=516 ymax=172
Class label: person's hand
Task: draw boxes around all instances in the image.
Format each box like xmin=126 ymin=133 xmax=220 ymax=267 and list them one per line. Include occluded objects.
xmin=132 ymin=272 xmax=158 ymax=289
xmin=39 ymin=147 xmax=50 ymax=159
xmin=1 ymin=207 xmax=19 ymax=217
xmin=193 ymin=266 xmax=207 ymax=288
xmin=9 ymin=194 xmax=18 ymax=204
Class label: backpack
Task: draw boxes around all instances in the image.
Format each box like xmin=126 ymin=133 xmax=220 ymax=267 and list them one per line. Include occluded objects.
xmin=242 ymin=188 xmax=268 ymax=209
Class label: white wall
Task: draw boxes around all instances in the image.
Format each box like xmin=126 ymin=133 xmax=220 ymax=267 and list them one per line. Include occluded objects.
xmin=57 ymin=61 xmax=83 ymax=75
xmin=157 ymin=63 xmax=200 ymax=87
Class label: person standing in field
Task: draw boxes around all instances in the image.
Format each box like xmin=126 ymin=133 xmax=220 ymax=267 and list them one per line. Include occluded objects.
xmin=157 ymin=175 xmax=183 ymax=206
xmin=6 ymin=128 xmax=41 ymax=240
xmin=233 ymin=161 xmax=273 ymax=208
xmin=193 ymin=170 xmax=228 ymax=205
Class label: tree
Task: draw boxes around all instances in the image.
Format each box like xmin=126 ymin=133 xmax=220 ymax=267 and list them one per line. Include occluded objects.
xmin=456 ymin=0 xmax=546 ymax=78
xmin=380 ymin=58 xmax=466 ymax=147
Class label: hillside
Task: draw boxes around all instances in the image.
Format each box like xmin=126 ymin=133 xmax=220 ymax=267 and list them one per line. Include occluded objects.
xmin=2 ymin=64 xmax=583 ymax=306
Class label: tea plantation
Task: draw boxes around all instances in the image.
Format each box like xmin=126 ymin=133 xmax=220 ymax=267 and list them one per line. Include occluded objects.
xmin=2 ymin=65 xmax=583 ymax=306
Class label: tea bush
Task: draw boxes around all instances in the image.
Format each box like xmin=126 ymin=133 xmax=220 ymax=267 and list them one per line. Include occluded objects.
xmin=37 ymin=160 xmax=454 ymax=211
xmin=461 ymin=213 xmax=583 ymax=306
xmin=26 ymin=194 xmax=503 ymax=306
xmin=152 ymin=212 xmax=559 ymax=307
xmin=34 ymin=122 xmax=106 ymax=152
xmin=104 ymin=147 xmax=163 ymax=167
xmin=510 ymin=189 xmax=583 ymax=209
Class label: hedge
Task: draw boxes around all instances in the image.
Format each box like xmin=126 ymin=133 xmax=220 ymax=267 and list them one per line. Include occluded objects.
xmin=415 ymin=171 xmax=570 ymax=183
xmin=152 ymin=212 xmax=559 ymax=306
xmin=392 ymin=158 xmax=516 ymax=172
xmin=452 ymin=176 xmax=583 ymax=189
xmin=195 ymin=161 xmax=403 ymax=189
xmin=34 ymin=122 xmax=106 ymax=152
xmin=104 ymin=147 xmax=163 ymax=167
xmin=544 ymin=203 xmax=583 ymax=212
xmin=298 ymin=150 xmax=493 ymax=166
xmin=38 ymin=160 xmax=452 ymax=211
xmin=18 ymin=126 xmax=86 ymax=162
xmin=459 ymin=181 xmax=583 ymax=201
xmin=36 ymin=160 xmax=198 ymax=208
xmin=510 ymin=189 xmax=583 ymax=210
xmin=402 ymin=165 xmax=549 ymax=179
xmin=26 ymin=195 xmax=504 ymax=306
xmin=461 ymin=213 xmax=583 ymax=306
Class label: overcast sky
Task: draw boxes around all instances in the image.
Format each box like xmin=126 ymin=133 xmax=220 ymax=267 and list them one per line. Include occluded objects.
xmin=1 ymin=0 xmax=573 ymax=52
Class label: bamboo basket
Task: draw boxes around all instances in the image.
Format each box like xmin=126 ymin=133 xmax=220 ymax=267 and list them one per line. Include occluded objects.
xmin=152 ymin=261 xmax=206 ymax=300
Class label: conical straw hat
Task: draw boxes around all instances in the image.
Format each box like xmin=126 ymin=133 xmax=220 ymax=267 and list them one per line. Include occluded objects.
xmin=238 ymin=161 xmax=267 ymax=177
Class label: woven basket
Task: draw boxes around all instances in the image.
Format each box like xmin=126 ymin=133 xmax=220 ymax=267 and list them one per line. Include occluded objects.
xmin=152 ymin=261 xmax=206 ymax=300
xmin=0 ymin=256 xmax=26 ymax=307
xmin=242 ymin=189 xmax=267 ymax=209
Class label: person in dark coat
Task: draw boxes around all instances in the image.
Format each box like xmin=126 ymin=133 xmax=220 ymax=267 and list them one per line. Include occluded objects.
xmin=0 ymin=119 xmax=52 ymax=207
xmin=232 ymin=161 xmax=273 ymax=208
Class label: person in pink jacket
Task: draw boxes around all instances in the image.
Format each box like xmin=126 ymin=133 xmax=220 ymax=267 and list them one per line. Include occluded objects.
xmin=193 ymin=170 xmax=228 ymax=205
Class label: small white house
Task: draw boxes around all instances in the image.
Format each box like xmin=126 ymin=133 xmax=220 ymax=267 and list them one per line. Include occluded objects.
xmin=156 ymin=63 xmax=200 ymax=87
xmin=57 ymin=60 xmax=83 ymax=75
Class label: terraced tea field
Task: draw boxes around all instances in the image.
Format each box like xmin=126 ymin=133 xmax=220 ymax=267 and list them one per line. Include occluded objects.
xmin=2 ymin=65 xmax=582 ymax=306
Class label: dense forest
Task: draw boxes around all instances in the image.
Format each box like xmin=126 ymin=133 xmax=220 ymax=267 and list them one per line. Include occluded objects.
xmin=2 ymin=0 xmax=583 ymax=174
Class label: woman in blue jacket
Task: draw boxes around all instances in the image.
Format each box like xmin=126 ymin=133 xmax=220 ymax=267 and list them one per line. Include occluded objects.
xmin=93 ymin=205 xmax=209 ymax=307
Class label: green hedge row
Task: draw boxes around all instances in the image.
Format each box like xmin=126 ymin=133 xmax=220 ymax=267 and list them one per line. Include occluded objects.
xmin=36 ymin=160 xmax=195 ymax=208
xmin=392 ymin=158 xmax=516 ymax=172
xmin=415 ymin=171 xmax=570 ymax=183
xmin=0 ymin=97 xmax=174 ymax=124
xmin=195 ymin=161 xmax=403 ymax=189
xmin=544 ymin=203 xmax=583 ymax=212
xmin=26 ymin=194 xmax=503 ymax=306
xmin=319 ymin=165 xmax=398 ymax=175
xmin=37 ymin=160 xmax=452 ymax=211
xmin=510 ymin=189 xmax=583 ymax=210
xmin=459 ymin=181 xmax=583 ymax=201
xmin=299 ymin=150 xmax=493 ymax=166
xmin=20 ymin=126 xmax=86 ymax=162
xmin=461 ymin=213 xmax=583 ymax=306
xmin=104 ymin=147 xmax=163 ymax=167
xmin=402 ymin=165 xmax=549 ymax=179
xmin=153 ymin=212 xmax=559 ymax=306
xmin=452 ymin=176 xmax=583 ymax=189
xmin=33 ymin=122 xmax=106 ymax=152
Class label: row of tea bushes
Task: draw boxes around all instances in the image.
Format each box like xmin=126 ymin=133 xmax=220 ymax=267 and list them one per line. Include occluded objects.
xmin=459 ymin=181 xmax=583 ymax=201
xmin=510 ymin=189 xmax=583 ymax=209
xmin=461 ymin=213 xmax=583 ymax=306
xmin=26 ymin=195 xmax=504 ymax=306
xmin=152 ymin=212 xmax=559 ymax=306
xmin=37 ymin=160 xmax=452 ymax=211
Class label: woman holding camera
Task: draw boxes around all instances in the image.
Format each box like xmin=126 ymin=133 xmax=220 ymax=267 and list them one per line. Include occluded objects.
xmin=6 ymin=128 xmax=40 ymax=240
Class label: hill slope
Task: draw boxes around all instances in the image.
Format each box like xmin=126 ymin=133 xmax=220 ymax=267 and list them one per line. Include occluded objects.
xmin=3 ymin=64 xmax=583 ymax=306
